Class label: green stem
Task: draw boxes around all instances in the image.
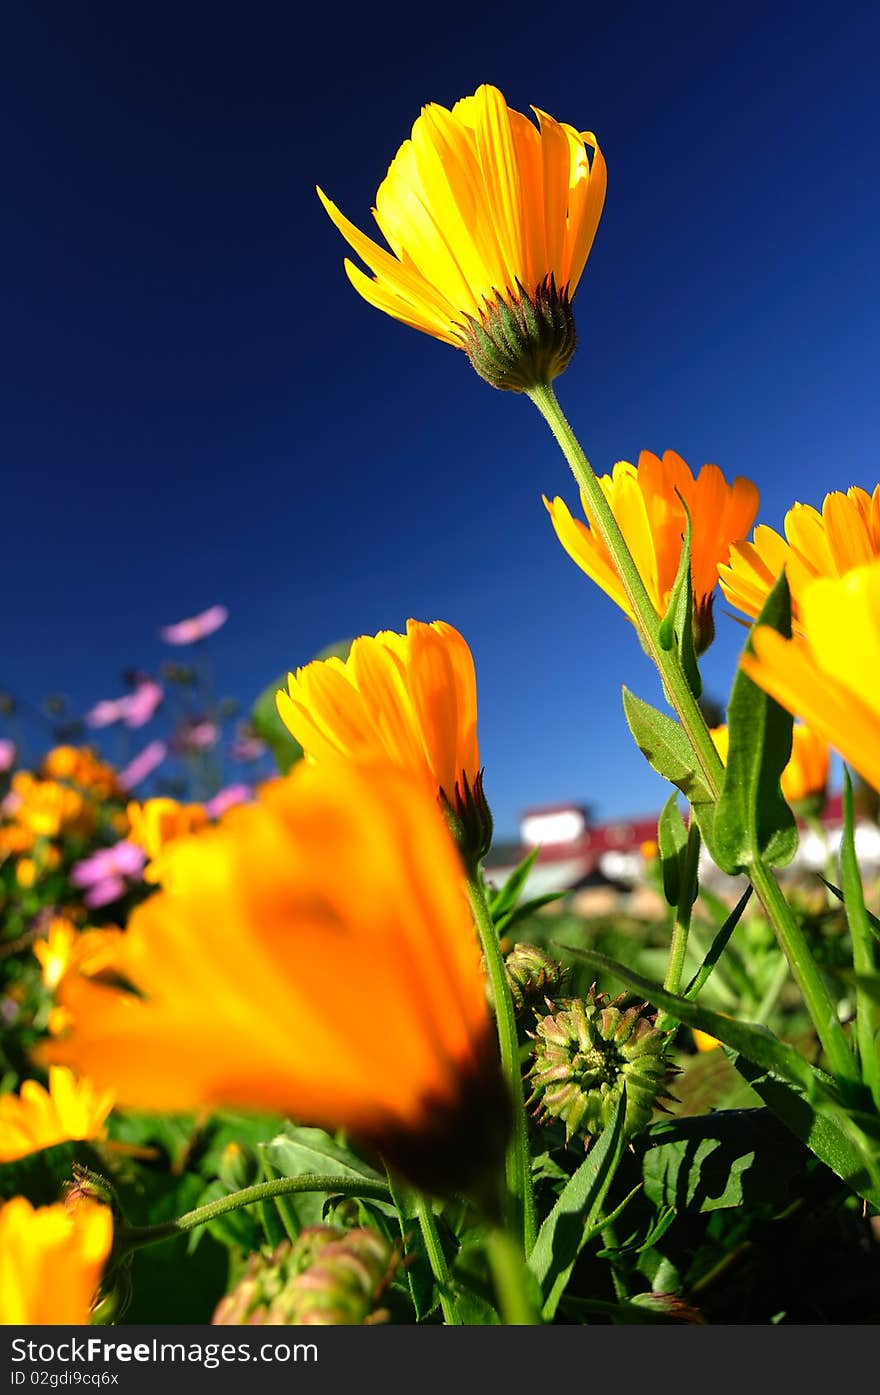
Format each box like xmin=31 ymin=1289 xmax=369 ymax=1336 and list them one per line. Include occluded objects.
xmin=116 ymin=1174 xmax=392 ymax=1253
xmin=749 ymin=858 xmax=859 ymax=1082
xmin=466 ymin=871 xmax=537 ymax=1255
xmin=527 ymin=382 xmax=725 ymax=799
xmin=664 ymin=821 xmax=701 ymax=995
xmin=415 ymin=1197 xmax=460 ymax=1326
xmin=529 ymin=381 xmax=860 ymax=1086
xmin=485 ymin=1228 xmax=541 ymax=1325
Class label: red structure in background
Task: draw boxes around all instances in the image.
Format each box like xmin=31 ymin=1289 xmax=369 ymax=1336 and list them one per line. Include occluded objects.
xmin=485 ymin=794 xmax=848 ymax=893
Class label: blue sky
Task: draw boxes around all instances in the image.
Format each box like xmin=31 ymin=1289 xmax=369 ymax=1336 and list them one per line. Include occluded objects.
xmin=3 ymin=0 xmax=878 ymax=836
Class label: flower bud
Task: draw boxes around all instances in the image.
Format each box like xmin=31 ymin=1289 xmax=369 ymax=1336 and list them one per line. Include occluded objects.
xmin=500 ymin=943 xmax=571 ymax=1016
xmin=212 ymin=1226 xmax=398 ymax=1326
xmin=528 ymin=987 xmax=671 ymax=1143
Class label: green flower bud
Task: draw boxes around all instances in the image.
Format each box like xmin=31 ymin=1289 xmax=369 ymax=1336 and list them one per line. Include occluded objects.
xmin=212 ymin=1226 xmax=398 ymax=1326
xmin=528 ymin=987 xmax=671 ymax=1144
xmin=502 ymin=943 xmax=571 ymax=1016
xmin=441 ymin=769 xmax=493 ymax=865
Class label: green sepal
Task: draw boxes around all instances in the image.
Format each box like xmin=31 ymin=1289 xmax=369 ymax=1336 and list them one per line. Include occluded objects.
xmin=657 ymin=498 xmax=701 ymax=696
xmin=710 ymin=572 xmax=797 ymax=874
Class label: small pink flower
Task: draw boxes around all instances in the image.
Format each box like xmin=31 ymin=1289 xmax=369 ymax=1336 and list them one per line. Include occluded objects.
xmin=174 ymin=719 xmax=218 ymax=752
xmin=86 ymin=698 xmax=129 ymax=729
xmin=86 ymin=679 xmax=163 ymax=730
xmin=204 ymin=784 xmax=251 ymax=819
xmin=160 ymin=605 xmax=229 ymax=646
xmin=123 ymin=679 xmax=164 ymax=729
xmin=0 ymin=739 xmax=16 ymax=773
xmin=118 ymin=740 xmax=167 ymax=792
xmin=232 ymin=734 xmax=267 ymax=762
xmin=71 ymin=840 xmax=146 ymax=907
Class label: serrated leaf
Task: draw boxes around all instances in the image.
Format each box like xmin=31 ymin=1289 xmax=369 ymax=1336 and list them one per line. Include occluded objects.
xmin=657 ymin=791 xmax=688 ymax=907
xmin=622 ymin=688 xmax=713 ymax=806
xmin=528 ymin=1089 xmax=627 ymax=1320
xmin=710 ymin=573 xmax=797 ymax=873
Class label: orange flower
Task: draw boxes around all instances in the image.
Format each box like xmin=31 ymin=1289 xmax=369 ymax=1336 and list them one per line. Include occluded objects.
xmin=10 ymin=773 xmax=90 ymax=838
xmin=545 ymin=451 xmax=758 ymax=652
xmin=127 ymin=797 xmax=209 ymax=883
xmin=42 ymin=764 xmax=508 ymax=1197
xmin=318 ymin=84 xmax=606 ymax=390
xmin=0 ymin=1197 xmax=112 ymax=1324
xmin=33 ymin=920 xmax=124 ymax=995
xmin=0 ymin=1067 xmax=114 ymax=1162
xmin=276 ymin=621 xmax=488 ymax=855
xmin=741 ymin=561 xmax=880 ymax=793
xmin=719 ymin=484 xmax=880 ymax=631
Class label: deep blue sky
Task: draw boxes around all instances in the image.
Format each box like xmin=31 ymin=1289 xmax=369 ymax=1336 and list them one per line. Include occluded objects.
xmin=3 ymin=0 xmax=878 ymax=836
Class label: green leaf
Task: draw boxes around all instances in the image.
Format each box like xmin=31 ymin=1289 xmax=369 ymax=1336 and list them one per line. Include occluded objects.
xmin=486 ymin=847 xmax=541 ymax=922
xmin=732 ymin=1057 xmax=880 ymax=1210
xmin=710 ymin=573 xmax=797 ymax=873
xmin=622 ymin=688 xmax=713 ymax=806
xmin=528 ymin=1089 xmax=627 ymax=1321
xmin=820 ymin=878 xmax=880 ymax=945
xmin=657 ymin=792 xmax=688 ymax=908
xmin=839 ymin=768 xmax=880 ymax=1106
xmin=682 ymin=885 xmax=753 ymax=1001
xmin=640 ymin=1108 xmax=805 ymax=1213
xmin=657 ymin=497 xmax=701 ymax=698
xmin=261 ymin=1125 xmax=393 ymax=1232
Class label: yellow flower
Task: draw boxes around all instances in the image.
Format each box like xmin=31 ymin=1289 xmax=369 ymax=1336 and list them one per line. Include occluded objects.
xmin=0 ymin=1197 xmax=112 ymax=1324
xmin=276 ymin=620 xmax=488 ymax=855
xmin=33 ymin=920 xmax=124 ymax=995
xmin=741 ymin=561 xmax=880 ymax=792
xmin=710 ymin=722 xmax=829 ymax=809
xmin=127 ymin=797 xmax=209 ymax=883
xmin=10 ymin=773 xmax=89 ymax=839
xmin=719 ymin=484 xmax=880 ymax=631
xmin=692 ymin=1029 xmax=720 ymax=1053
xmin=545 ymin=451 xmax=759 ymax=652
xmin=15 ymin=857 xmax=37 ymax=888
xmin=0 ymin=1066 xmax=114 ymax=1162
xmin=318 ymin=83 xmax=606 ymax=390
xmin=42 ymin=764 xmax=508 ymax=1197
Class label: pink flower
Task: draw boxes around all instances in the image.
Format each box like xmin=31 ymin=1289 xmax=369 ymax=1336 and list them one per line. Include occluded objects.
xmin=86 ymin=698 xmax=129 ymax=729
xmin=85 ymin=679 xmax=163 ymax=730
xmin=160 ymin=605 xmax=228 ymax=646
xmin=117 ymin=740 xmax=167 ymax=792
xmin=122 ymin=679 xmax=163 ymax=729
xmin=204 ymin=784 xmax=251 ymax=819
xmin=71 ymin=840 xmax=146 ymax=907
xmin=173 ymin=719 xmax=218 ymax=752
xmin=232 ymin=733 xmax=267 ymax=762
xmin=0 ymin=739 xmax=16 ymax=773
